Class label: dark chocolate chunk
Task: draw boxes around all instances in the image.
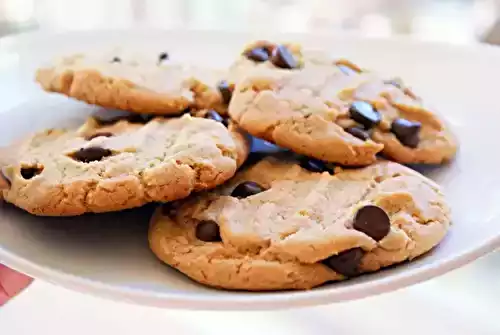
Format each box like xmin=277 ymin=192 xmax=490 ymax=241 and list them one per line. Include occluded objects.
xmin=270 ymin=45 xmax=298 ymax=69
xmin=345 ymin=127 xmax=369 ymax=141
xmin=250 ymin=138 xmax=285 ymax=154
xmin=348 ymin=101 xmax=381 ymax=129
xmin=20 ymin=165 xmax=43 ymax=180
xmin=353 ymin=205 xmax=390 ymax=241
xmin=69 ymin=147 xmax=112 ymax=163
xmin=391 ymin=118 xmax=421 ymax=148
xmin=217 ymin=80 xmax=232 ymax=105
xmin=322 ymin=248 xmax=364 ymax=277
xmin=93 ymin=110 xmax=154 ymax=126
xmin=86 ymin=132 xmax=114 ymax=140
xmin=195 ymin=220 xmax=221 ymax=242
xmin=158 ymin=52 xmax=169 ymax=63
xmin=300 ymin=158 xmax=327 ymax=173
xmin=231 ymin=181 xmax=266 ymax=199
xmin=128 ymin=114 xmax=155 ymax=124
xmin=111 ymin=57 xmax=121 ymax=63
xmin=245 ymin=47 xmax=270 ymax=62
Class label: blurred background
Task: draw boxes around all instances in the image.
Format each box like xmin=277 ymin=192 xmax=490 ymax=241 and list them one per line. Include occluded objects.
xmin=1 ymin=0 xmax=500 ymax=44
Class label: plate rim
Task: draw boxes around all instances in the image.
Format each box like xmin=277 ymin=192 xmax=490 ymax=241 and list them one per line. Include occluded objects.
xmin=1 ymin=234 xmax=498 ymax=310
xmin=1 ymin=29 xmax=499 ymax=310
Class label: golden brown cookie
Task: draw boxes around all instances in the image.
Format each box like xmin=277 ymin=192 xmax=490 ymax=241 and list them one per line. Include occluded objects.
xmin=226 ymin=40 xmax=357 ymax=84
xmin=229 ymin=64 xmax=457 ymax=166
xmin=0 ymin=113 xmax=249 ymax=216
xmin=149 ymin=157 xmax=451 ymax=291
xmin=191 ymin=109 xmax=250 ymax=168
xmin=36 ymin=54 xmax=230 ymax=116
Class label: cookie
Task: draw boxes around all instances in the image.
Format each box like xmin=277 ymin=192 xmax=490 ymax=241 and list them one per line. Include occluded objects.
xmin=191 ymin=109 xmax=250 ymax=168
xmin=229 ymin=64 xmax=456 ymax=166
xmin=149 ymin=157 xmax=450 ymax=291
xmin=226 ymin=40 xmax=357 ymax=83
xmin=0 ymin=113 xmax=249 ymax=216
xmin=227 ymin=41 xmax=303 ymax=80
xmin=36 ymin=54 xmax=230 ymax=116
xmin=222 ymin=40 xmax=362 ymax=121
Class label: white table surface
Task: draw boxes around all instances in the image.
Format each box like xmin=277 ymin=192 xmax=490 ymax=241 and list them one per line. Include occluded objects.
xmin=1 ymin=1 xmax=500 ymax=333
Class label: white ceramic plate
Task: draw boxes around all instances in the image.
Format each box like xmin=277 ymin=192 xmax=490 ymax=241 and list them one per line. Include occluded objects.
xmin=0 ymin=30 xmax=499 ymax=310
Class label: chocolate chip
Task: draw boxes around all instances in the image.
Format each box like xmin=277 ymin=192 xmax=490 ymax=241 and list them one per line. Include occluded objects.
xmin=94 ymin=110 xmax=154 ymax=126
xmin=86 ymin=132 xmax=114 ymax=140
xmin=20 ymin=165 xmax=43 ymax=180
xmin=231 ymin=181 xmax=266 ymax=199
xmin=270 ymin=45 xmax=298 ymax=69
xmin=195 ymin=220 xmax=221 ymax=242
xmin=250 ymin=138 xmax=286 ymax=154
xmin=158 ymin=52 xmax=169 ymax=63
xmin=322 ymin=248 xmax=364 ymax=277
xmin=391 ymin=118 xmax=421 ymax=148
xmin=128 ymin=114 xmax=155 ymax=124
xmin=345 ymin=127 xmax=370 ymax=141
xmin=349 ymin=101 xmax=381 ymax=129
xmin=111 ymin=57 xmax=121 ymax=63
xmin=245 ymin=47 xmax=270 ymax=62
xmin=69 ymin=147 xmax=112 ymax=163
xmin=353 ymin=205 xmax=390 ymax=241
xmin=217 ymin=80 xmax=232 ymax=105
xmin=300 ymin=158 xmax=327 ymax=173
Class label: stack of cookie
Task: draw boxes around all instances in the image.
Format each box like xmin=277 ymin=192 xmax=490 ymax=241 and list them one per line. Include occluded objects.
xmin=0 ymin=41 xmax=456 ymax=291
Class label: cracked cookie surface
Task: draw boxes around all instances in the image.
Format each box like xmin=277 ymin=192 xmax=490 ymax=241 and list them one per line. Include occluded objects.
xmin=0 ymin=114 xmax=248 ymax=216
xmin=229 ymin=64 xmax=457 ymax=166
xmin=149 ymin=157 xmax=450 ymax=291
xmin=36 ymin=54 xmax=229 ymax=116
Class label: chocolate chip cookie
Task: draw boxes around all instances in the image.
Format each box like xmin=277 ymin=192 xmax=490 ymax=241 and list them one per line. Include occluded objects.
xmin=149 ymin=157 xmax=450 ymax=291
xmin=229 ymin=64 xmax=457 ymax=166
xmin=192 ymin=108 xmax=250 ymax=168
xmin=220 ymin=40 xmax=362 ymax=119
xmin=36 ymin=54 xmax=230 ymax=116
xmin=228 ymin=41 xmax=303 ymax=79
xmin=226 ymin=40 xmax=358 ymax=82
xmin=225 ymin=41 xmax=302 ymax=98
xmin=0 ymin=114 xmax=249 ymax=216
